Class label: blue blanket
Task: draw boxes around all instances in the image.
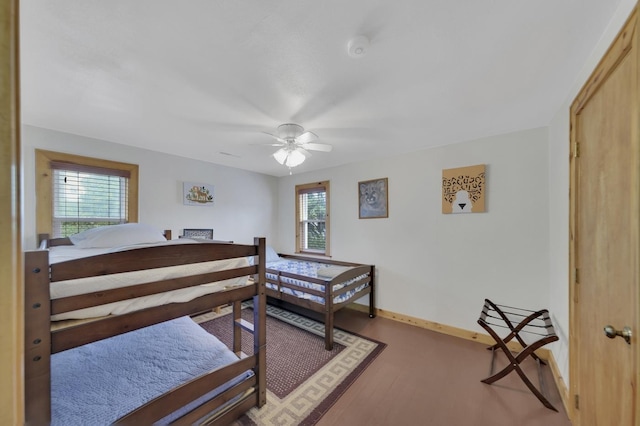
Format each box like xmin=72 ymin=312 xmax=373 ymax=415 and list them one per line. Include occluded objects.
xmin=52 ymin=316 xmax=249 ymax=425
xmin=266 ymin=259 xmax=368 ymax=304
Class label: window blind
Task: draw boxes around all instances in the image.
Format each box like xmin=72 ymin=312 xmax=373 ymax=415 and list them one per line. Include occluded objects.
xmin=298 ymin=187 xmax=327 ymax=252
xmin=51 ymin=162 xmax=129 ymax=237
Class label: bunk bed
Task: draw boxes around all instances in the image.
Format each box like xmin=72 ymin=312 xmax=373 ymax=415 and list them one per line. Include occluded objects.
xmin=24 ymin=225 xmax=267 ymax=425
xmin=263 ymin=248 xmax=375 ymax=350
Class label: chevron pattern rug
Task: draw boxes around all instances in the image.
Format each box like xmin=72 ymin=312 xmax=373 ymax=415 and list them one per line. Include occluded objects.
xmin=195 ymin=304 xmax=385 ymax=426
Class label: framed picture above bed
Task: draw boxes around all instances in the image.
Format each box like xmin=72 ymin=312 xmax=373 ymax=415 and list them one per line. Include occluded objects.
xmin=183 ymin=182 xmax=214 ymax=206
xmin=358 ymin=178 xmax=388 ymax=219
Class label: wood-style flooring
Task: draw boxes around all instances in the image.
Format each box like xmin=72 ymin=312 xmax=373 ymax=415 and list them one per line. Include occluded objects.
xmin=317 ymin=308 xmax=572 ymax=426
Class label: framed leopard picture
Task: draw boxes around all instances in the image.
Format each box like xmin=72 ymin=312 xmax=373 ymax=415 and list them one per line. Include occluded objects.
xmin=442 ymin=164 xmax=486 ymax=214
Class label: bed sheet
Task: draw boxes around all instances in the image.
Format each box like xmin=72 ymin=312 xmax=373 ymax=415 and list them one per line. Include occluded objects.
xmin=51 ymin=316 xmax=251 ymax=425
xmin=265 ymin=258 xmax=369 ymax=304
xmin=49 ymin=240 xmax=250 ymax=321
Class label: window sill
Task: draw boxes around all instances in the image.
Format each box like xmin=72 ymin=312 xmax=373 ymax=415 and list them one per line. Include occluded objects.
xmin=296 ymin=251 xmax=331 ymax=259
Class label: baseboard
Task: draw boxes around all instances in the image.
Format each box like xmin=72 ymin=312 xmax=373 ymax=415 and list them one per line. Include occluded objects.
xmin=347 ymin=303 xmax=535 ymax=353
xmin=545 ymin=347 xmax=571 ymax=417
xmin=346 ymin=302 xmax=570 ymax=413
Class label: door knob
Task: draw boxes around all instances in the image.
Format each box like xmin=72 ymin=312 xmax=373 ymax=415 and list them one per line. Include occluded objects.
xmin=604 ymin=325 xmax=632 ymax=344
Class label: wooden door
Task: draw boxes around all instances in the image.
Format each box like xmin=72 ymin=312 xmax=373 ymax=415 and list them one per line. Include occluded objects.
xmin=570 ymin=6 xmax=639 ymax=425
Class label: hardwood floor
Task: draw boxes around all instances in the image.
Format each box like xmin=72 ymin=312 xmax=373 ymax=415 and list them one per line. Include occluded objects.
xmin=317 ymin=308 xmax=572 ymax=426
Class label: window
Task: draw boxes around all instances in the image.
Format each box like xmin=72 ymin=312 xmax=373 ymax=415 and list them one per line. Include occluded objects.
xmin=295 ymin=181 xmax=329 ymax=255
xmin=51 ymin=162 xmax=130 ymax=237
xmin=35 ymin=150 xmax=139 ymax=238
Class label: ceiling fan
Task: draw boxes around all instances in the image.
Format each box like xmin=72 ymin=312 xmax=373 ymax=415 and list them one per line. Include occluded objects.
xmin=264 ymin=123 xmax=332 ymax=172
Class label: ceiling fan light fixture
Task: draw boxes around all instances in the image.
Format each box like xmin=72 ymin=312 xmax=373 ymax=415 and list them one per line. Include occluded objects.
xmin=273 ymin=148 xmax=288 ymax=165
xmin=285 ymin=149 xmax=305 ymax=168
xmin=273 ymin=146 xmax=306 ymax=169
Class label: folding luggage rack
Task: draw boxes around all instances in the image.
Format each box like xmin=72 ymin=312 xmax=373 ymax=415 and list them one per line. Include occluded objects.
xmin=477 ymin=298 xmax=559 ymax=411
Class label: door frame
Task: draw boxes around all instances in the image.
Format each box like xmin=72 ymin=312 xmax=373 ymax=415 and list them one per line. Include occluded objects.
xmin=0 ymin=0 xmax=23 ymax=424
xmin=569 ymin=5 xmax=640 ymax=424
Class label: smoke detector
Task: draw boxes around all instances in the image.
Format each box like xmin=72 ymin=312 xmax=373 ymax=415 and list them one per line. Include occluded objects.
xmin=347 ymin=35 xmax=370 ymax=58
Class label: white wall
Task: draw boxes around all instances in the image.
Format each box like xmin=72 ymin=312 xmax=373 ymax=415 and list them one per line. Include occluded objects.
xmin=21 ymin=125 xmax=279 ymax=249
xmin=277 ymin=127 xmax=550 ymax=333
xmin=547 ymin=0 xmax=637 ymax=387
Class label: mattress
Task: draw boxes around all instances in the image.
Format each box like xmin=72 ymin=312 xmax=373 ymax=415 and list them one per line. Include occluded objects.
xmin=265 ymin=258 xmax=369 ymax=304
xmin=49 ymin=240 xmax=250 ymax=321
xmin=51 ymin=316 xmax=252 ymax=425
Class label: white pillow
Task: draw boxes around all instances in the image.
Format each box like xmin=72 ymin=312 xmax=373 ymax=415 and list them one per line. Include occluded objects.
xmin=266 ymin=246 xmax=281 ymax=263
xmin=69 ymin=223 xmax=167 ymax=248
xmin=248 ymin=246 xmax=280 ymax=265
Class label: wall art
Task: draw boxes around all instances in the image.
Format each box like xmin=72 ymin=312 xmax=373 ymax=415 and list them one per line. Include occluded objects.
xmin=442 ymin=165 xmax=486 ymax=214
xmin=359 ymin=177 xmax=388 ymax=219
xmin=183 ymin=182 xmax=214 ymax=206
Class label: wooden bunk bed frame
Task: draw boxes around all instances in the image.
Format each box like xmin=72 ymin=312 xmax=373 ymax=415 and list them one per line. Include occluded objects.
xmin=24 ymin=233 xmax=267 ymax=425
xmin=265 ymin=253 xmax=375 ymax=350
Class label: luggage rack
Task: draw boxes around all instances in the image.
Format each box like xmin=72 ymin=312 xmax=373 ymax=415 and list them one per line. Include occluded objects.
xmin=477 ymin=298 xmax=559 ymax=411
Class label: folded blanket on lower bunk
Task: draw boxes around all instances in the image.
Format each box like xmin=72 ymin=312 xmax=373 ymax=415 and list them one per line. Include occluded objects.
xmin=51 ymin=316 xmax=252 ymax=425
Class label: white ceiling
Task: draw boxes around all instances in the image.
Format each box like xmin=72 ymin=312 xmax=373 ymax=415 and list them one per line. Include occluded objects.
xmin=20 ymin=1 xmax=622 ymax=177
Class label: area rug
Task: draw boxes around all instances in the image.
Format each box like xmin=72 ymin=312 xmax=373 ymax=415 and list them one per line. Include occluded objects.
xmin=194 ymin=304 xmax=386 ymax=425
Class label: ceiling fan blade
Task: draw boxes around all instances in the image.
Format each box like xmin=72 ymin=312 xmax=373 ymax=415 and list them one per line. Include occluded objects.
xmin=296 ymin=131 xmax=318 ymax=144
xmin=262 ymin=131 xmax=286 ymax=143
xmin=251 ymin=143 xmax=285 ymax=147
xmin=298 ymin=148 xmax=312 ymax=157
xmin=299 ymin=142 xmax=332 ymax=152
